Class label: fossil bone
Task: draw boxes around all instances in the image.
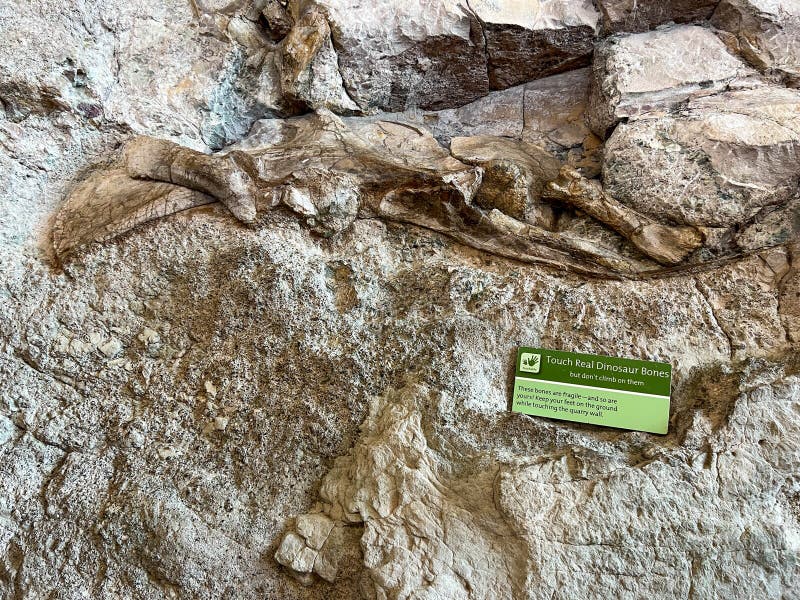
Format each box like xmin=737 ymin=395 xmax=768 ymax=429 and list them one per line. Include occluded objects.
xmin=54 ymin=111 xmax=735 ymax=277
xmin=55 ymin=111 xmax=658 ymax=277
xmin=544 ymin=166 xmax=705 ymax=265
xmin=124 ymin=137 xmax=259 ymax=223
xmin=279 ymin=8 xmax=327 ymax=94
xmin=274 ymin=7 xmax=360 ymax=114
xmin=449 ymin=135 xmax=561 ymax=230
xmin=260 ymin=0 xmax=294 ymax=39
xmin=53 ymin=170 xmax=215 ymax=260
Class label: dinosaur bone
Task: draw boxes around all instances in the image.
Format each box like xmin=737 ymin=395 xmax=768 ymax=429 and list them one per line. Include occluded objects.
xmin=53 ymin=170 xmax=215 ymax=260
xmin=124 ymin=137 xmax=259 ymax=223
xmin=544 ymin=167 xmax=705 ymax=266
xmin=55 ymin=111 xmax=658 ymax=277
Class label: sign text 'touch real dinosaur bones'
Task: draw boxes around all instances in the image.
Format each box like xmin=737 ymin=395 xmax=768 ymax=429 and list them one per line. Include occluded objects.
xmin=512 ymin=347 xmax=672 ymax=434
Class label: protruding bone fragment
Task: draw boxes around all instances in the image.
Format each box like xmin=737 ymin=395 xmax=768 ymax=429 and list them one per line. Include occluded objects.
xmin=261 ymin=0 xmax=294 ymax=39
xmin=276 ymin=9 xmax=359 ymax=113
xmin=124 ymin=137 xmax=258 ymax=223
xmin=279 ymin=9 xmax=328 ymax=90
xmin=544 ymin=167 xmax=704 ymax=265
xmin=450 ymin=136 xmax=561 ymax=230
xmin=53 ymin=170 xmax=215 ymax=260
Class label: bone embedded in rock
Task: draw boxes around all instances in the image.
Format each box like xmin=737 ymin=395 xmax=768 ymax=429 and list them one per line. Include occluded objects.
xmin=544 ymin=166 xmax=704 ymax=265
xmin=276 ymin=170 xmax=360 ymax=237
xmin=53 ymin=170 xmax=216 ymax=260
xmin=277 ymin=8 xmax=359 ymax=113
xmin=49 ymin=112 xmax=672 ymax=277
xmin=279 ymin=8 xmax=327 ymax=85
xmin=277 ymin=384 xmax=527 ymax=596
xmin=51 ymin=107 xmax=795 ymax=278
xmin=522 ymin=68 xmax=592 ymax=150
xmin=712 ymin=0 xmax=800 ymax=87
xmin=450 ymin=135 xmax=561 ymax=229
xmin=123 ymin=136 xmax=258 ymax=223
xmin=483 ymin=208 xmax=648 ymax=275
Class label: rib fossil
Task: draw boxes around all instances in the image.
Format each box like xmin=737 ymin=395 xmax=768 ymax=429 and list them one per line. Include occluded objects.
xmin=52 ymin=110 xmax=789 ymax=278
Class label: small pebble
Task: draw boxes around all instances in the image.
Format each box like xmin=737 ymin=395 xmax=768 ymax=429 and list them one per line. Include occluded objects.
xmin=99 ymin=338 xmax=123 ymax=358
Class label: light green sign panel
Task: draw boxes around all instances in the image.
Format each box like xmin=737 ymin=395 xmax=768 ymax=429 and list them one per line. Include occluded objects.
xmin=512 ymin=347 xmax=671 ymax=434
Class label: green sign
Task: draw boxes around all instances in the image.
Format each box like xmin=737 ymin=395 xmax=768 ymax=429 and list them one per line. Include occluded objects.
xmin=512 ymin=347 xmax=671 ymax=434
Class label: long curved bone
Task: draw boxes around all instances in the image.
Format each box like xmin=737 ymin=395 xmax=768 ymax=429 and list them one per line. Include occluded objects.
xmin=53 ymin=170 xmax=215 ymax=260
xmin=373 ymin=184 xmax=647 ymax=276
xmin=544 ymin=167 xmax=704 ymax=265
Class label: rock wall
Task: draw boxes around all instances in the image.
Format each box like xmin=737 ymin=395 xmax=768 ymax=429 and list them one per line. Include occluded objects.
xmin=1 ymin=1 xmax=799 ymax=599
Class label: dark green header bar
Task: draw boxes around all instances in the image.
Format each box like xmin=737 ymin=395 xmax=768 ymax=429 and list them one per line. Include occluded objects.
xmin=516 ymin=347 xmax=672 ymax=397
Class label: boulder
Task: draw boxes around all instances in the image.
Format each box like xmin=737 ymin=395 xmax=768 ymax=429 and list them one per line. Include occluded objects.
xmin=712 ymin=0 xmax=800 ymax=87
xmin=469 ymin=0 xmax=599 ymax=89
xmin=300 ymin=0 xmax=490 ymax=112
xmin=293 ymin=0 xmax=599 ymax=112
xmin=522 ymin=68 xmax=603 ymax=175
xmin=587 ymin=25 xmax=753 ymax=138
xmin=603 ymin=86 xmax=800 ymax=228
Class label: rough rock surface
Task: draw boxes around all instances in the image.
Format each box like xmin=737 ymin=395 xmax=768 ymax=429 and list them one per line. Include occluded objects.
xmin=587 ymin=24 xmax=753 ymax=137
xmin=596 ymin=0 xmax=720 ymax=33
xmin=713 ymin=0 xmax=800 ymax=87
xmin=469 ymin=0 xmax=599 ymax=89
xmin=2 ymin=1 xmax=800 ymax=599
xmin=603 ymin=86 xmax=800 ymax=228
xmin=387 ymin=67 xmax=596 ymax=161
xmin=303 ymin=0 xmax=491 ymax=112
xmin=398 ymin=84 xmax=528 ymax=144
xmin=522 ymin=68 xmax=598 ymax=161
xmin=298 ymin=0 xmax=599 ymax=112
